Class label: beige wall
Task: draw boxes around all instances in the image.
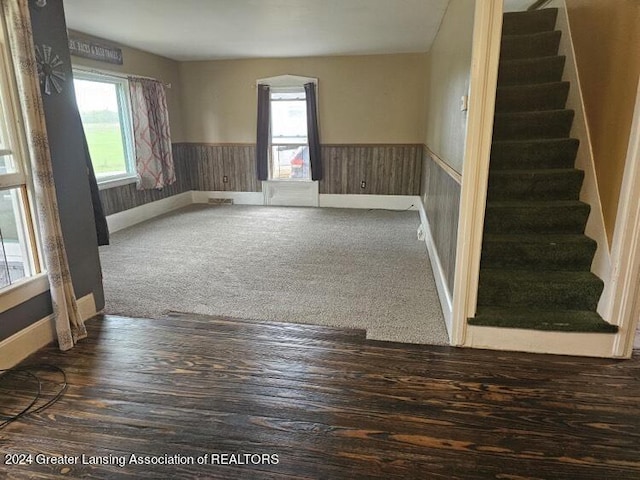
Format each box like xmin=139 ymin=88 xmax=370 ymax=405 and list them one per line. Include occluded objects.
xmin=178 ymin=53 xmax=428 ymax=144
xmin=565 ymin=0 xmax=640 ymax=242
xmin=424 ymin=0 xmax=475 ymax=173
xmin=69 ymin=30 xmax=185 ymax=142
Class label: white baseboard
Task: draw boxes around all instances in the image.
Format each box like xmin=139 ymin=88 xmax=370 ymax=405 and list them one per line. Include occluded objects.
xmin=77 ymin=292 xmax=98 ymax=322
xmin=418 ymin=202 xmax=453 ymax=340
xmin=107 ymin=191 xmax=193 ymax=233
xmin=191 ymin=191 xmax=264 ymax=205
xmin=107 ymin=192 xmax=423 ymax=234
xmin=0 ymin=314 xmax=55 ymax=369
xmin=465 ymin=325 xmax=618 ymax=358
xmin=0 ymin=292 xmax=99 ymax=369
xmin=319 ymin=194 xmax=420 ymax=210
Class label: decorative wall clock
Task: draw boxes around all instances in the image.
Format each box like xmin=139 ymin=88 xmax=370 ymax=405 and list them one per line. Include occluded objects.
xmin=35 ymin=44 xmax=66 ymax=95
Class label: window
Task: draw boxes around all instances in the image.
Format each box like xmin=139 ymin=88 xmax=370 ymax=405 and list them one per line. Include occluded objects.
xmin=73 ymin=71 xmax=135 ymax=184
xmin=0 ymin=52 xmax=40 ymax=290
xmin=270 ymin=88 xmax=310 ymax=180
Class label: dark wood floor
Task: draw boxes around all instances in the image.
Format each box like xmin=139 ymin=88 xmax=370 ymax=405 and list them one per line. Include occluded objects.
xmin=1 ymin=313 xmax=639 ymax=479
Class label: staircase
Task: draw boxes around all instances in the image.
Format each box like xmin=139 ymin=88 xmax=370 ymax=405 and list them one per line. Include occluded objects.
xmin=469 ymin=9 xmax=618 ymax=333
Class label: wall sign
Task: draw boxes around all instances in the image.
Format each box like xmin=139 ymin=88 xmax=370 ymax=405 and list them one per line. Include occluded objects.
xmin=68 ymin=36 xmax=123 ymax=65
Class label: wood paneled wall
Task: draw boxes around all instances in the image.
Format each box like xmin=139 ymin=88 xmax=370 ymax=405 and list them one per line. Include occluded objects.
xmin=177 ymin=143 xmax=261 ymax=192
xmin=99 ymin=150 xmax=192 ymax=216
xmin=320 ymin=145 xmax=423 ymax=195
xmin=100 ymin=143 xmax=423 ymax=215
xmin=421 ymin=148 xmax=461 ymax=294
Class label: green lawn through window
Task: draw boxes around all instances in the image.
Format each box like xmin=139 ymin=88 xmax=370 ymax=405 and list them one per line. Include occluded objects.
xmin=83 ymin=122 xmax=128 ymax=177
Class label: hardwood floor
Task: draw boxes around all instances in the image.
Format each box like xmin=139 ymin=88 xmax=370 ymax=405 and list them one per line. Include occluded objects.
xmin=1 ymin=313 xmax=639 ymax=479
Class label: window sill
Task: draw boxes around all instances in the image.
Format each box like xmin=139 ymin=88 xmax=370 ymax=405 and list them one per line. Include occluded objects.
xmin=97 ymin=176 xmax=138 ymax=191
xmin=0 ymin=273 xmax=49 ymax=315
xmin=265 ymin=179 xmax=315 ymax=183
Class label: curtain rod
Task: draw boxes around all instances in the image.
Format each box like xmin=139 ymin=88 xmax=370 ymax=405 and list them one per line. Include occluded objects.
xmin=73 ymin=66 xmax=172 ymax=89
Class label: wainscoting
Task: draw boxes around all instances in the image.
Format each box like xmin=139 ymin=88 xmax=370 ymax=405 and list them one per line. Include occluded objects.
xmin=99 ymin=151 xmax=192 ymax=216
xmin=101 ymin=143 xmax=423 ymax=215
xmin=420 ymin=148 xmax=461 ymax=296
xmin=175 ymin=143 xmax=261 ymax=193
xmin=320 ymin=144 xmax=423 ymax=195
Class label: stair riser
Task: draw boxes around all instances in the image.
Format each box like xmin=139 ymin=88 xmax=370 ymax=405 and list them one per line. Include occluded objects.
xmin=490 ymin=140 xmax=579 ymax=170
xmin=477 ymin=276 xmax=603 ymax=310
xmin=502 ymin=9 xmax=558 ymax=35
xmin=500 ymin=32 xmax=561 ymax=60
xmin=487 ymin=171 xmax=584 ymax=201
xmin=498 ymin=56 xmax=565 ymax=86
xmin=495 ymin=83 xmax=569 ymax=113
xmin=470 ymin=307 xmax=618 ymax=333
xmin=481 ymin=242 xmax=596 ymax=271
xmin=484 ymin=204 xmax=590 ymax=234
xmin=493 ymin=111 xmax=574 ymax=141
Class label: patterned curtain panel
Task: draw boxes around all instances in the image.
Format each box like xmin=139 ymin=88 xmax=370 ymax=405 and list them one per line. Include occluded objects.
xmin=128 ymin=77 xmax=175 ymax=190
xmin=3 ymin=0 xmax=85 ymax=351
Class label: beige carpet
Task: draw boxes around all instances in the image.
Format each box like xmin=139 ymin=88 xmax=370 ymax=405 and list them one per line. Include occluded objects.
xmin=99 ymin=204 xmax=449 ymax=345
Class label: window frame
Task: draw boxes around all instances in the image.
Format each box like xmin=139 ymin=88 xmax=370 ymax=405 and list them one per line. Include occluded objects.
xmin=268 ymin=86 xmax=310 ymax=181
xmin=72 ymin=69 xmax=137 ymax=187
xmin=0 ymin=18 xmax=44 ymax=303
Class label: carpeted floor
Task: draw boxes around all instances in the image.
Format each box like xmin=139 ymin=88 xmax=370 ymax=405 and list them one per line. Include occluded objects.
xmin=99 ymin=204 xmax=449 ymax=345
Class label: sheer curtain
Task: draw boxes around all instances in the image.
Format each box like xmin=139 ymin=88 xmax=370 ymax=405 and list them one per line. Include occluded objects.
xmin=3 ymin=0 xmax=84 ymax=350
xmin=128 ymin=77 xmax=175 ymax=190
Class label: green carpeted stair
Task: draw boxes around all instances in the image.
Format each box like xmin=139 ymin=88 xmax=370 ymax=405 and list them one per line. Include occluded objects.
xmin=469 ymin=8 xmax=618 ymax=334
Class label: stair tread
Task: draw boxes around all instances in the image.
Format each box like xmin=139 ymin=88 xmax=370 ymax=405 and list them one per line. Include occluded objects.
xmin=480 ymin=269 xmax=602 ymax=283
xmin=487 ymin=200 xmax=587 ymax=207
xmin=495 ymin=109 xmax=574 ymax=117
xmin=497 ymin=81 xmax=569 ymax=91
xmin=500 ymin=55 xmax=565 ymax=65
xmin=490 ymin=168 xmax=582 ymax=175
xmin=500 ymin=31 xmax=561 ymax=60
xmin=502 ymin=9 xmax=559 ymax=36
xmin=470 ymin=307 xmax=618 ymax=333
xmin=502 ymin=31 xmax=561 ymax=41
xmin=483 ymin=233 xmax=596 ymax=244
xmin=492 ymin=138 xmax=578 ymax=146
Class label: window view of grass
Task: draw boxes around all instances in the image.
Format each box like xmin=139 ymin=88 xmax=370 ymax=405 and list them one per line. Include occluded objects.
xmin=74 ymin=78 xmax=131 ymax=178
xmin=82 ymin=119 xmax=127 ymax=177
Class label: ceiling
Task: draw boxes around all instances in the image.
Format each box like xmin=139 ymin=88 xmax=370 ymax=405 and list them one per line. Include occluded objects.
xmin=62 ymin=0 xmax=450 ymax=61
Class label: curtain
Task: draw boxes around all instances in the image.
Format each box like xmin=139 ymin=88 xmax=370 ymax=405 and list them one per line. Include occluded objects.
xmin=3 ymin=0 xmax=85 ymax=351
xmin=256 ymin=84 xmax=270 ymax=181
xmin=128 ymin=77 xmax=175 ymax=190
xmin=80 ymin=117 xmax=109 ymax=246
xmin=304 ymin=82 xmax=322 ymax=181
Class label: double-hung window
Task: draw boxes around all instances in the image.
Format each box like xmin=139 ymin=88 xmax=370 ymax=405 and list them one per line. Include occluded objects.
xmin=0 ymin=51 xmax=40 ymax=290
xmin=270 ymin=87 xmax=310 ymax=180
xmin=73 ymin=71 xmax=135 ymax=186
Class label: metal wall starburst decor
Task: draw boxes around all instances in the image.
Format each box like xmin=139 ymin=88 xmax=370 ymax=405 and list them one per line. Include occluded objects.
xmin=35 ymin=44 xmax=66 ymax=95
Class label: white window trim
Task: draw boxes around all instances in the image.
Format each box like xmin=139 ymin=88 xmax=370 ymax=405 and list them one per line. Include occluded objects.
xmin=0 ymin=273 xmax=48 ymax=315
xmin=0 ymin=20 xmax=43 ymax=294
xmin=258 ymin=75 xmax=318 ymax=183
xmin=73 ymin=69 xmax=137 ymax=186
xmin=97 ymin=175 xmax=138 ymax=191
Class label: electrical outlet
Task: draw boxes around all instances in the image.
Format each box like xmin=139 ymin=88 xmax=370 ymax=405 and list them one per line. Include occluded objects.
xmin=360 ymin=180 xmax=366 ymax=189
xmin=223 ymin=175 xmax=228 ymax=183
